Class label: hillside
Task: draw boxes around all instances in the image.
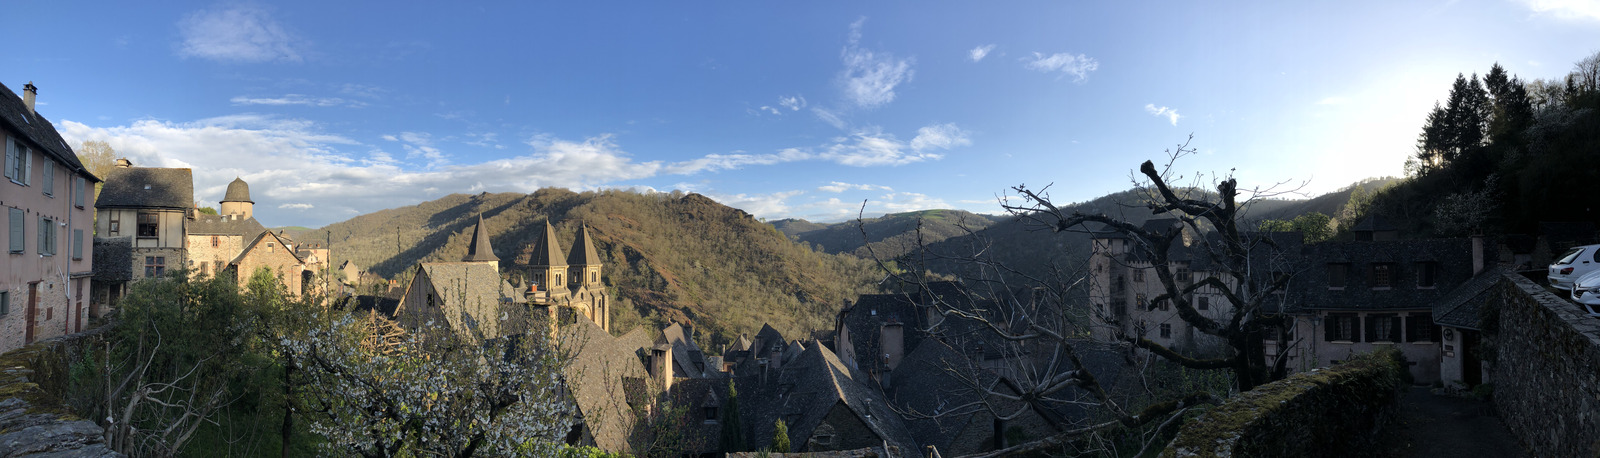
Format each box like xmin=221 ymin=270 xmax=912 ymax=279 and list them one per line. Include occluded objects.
xmin=778 ymin=209 xmax=1000 ymax=259
xmin=314 ymin=189 xmax=879 ymax=346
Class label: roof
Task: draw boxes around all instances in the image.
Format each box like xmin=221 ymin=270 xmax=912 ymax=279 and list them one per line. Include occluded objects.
xmin=1539 ymin=222 xmax=1598 ymax=251
xmin=91 ymin=236 xmax=133 ymax=282
xmin=347 ymin=295 xmax=401 ymax=318
xmin=560 ymin=320 xmax=649 ymax=454
xmin=1352 ymin=215 xmax=1398 ymax=232
xmin=187 ymin=213 xmax=267 ymax=239
xmin=742 ymin=343 xmax=919 ymax=453
xmin=567 ymin=223 xmax=602 ymax=266
xmin=0 ymin=82 xmax=97 ymax=183
xmin=221 ymin=177 xmax=252 ymax=203
xmin=888 ymin=340 xmax=989 ymax=453
xmin=96 ymin=167 xmax=194 ymax=209
xmin=843 ymin=292 xmax=930 ymax=372
xmin=1296 ymin=238 xmax=1475 ymax=312
xmin=230 ymin=230 xmax=304 ymax=266
xmin=663 ymin=322 xmax=709 ymax=378
xmin=529 ymin=221 xmax=566 ymax=267
xmin=1432 ymin=266 xmax=1506 ymax=330
xmin=462 ymin=214 xmax=499 ymax=263
xmin=414 ymin=262 xmax=515 ymax=339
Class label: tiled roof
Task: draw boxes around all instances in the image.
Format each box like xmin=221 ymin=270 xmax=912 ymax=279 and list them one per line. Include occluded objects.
xmin=567 ymin=223 xmax=601 ymax=266
xmin=560 ymin=320 xmax=649 ymax=454
xmin=462 ymin=214 xmax=499 ymax=263
xmin=91 ymin=236 xmax=132 ymax=282
xmin=187 ymin=213 xmax=266 ymax=239
xmin=221 ymin=177 xmax=252 ymax=203
xmin=888 ymin=340 xmax=989 ymax=453
xmin=230 ymin=230 xmax=304 ymax=266
xmin=0 ymin=82 xmax=96 ymax=182
xmin=663 ymin=322 xmax=709 ymax=378
xmin=1295 ymin=238 xmax=1474 ymax=312
xmin=529 ymin=221 xmax=567 ymax=267
xmin=96 ymin=167 xmax=194 ymax=209
xmin=741 ymin=343 xmax=919 ymax=453
xmin=402 ymin=262 xmax=523 ymax=339
xmin=1432 ymin=266 xmax=1505 ymax=330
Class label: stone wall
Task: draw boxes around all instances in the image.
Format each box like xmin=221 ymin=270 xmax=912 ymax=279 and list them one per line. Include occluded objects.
xmin=1489 ymin=272 xmax=1600 ymax=456
xmin=0 ymin=327 xmax=119 ymax=456
xmin=1161 ymin=348 xmax=1405 ymax=457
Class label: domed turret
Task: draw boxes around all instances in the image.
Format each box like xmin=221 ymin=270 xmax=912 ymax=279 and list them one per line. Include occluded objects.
xmin=219 ymin=177 xmax=254 ymax=219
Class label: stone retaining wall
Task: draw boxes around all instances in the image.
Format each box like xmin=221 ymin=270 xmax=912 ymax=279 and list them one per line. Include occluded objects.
xmin=1490 ymin=272 xmax=1600 ymax=457
xmin=1161 ymin=348 xmax=1406 ymax=457
xmin=0 ymin=328 xmax=119 ymax=457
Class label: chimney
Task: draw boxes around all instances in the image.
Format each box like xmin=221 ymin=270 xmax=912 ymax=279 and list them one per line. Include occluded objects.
xmin=114 ymin=158 xmax=133 ymax=168
xmin=22 ymin=82 xmax=37 ymax=115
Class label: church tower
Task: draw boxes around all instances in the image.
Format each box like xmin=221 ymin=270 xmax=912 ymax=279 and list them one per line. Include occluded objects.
xmin=567 ymin=223 xmax=603 ymax=289
xmin=219 ymin=177 xmax=254 ymax=220
xmin=462 ymin=214 xmax=499 ymax=271
xmin=528 ymin=221 xmax=569 ymax=298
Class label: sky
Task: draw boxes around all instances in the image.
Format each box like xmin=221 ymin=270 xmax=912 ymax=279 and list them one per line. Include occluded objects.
xmin=5 ymin=1 xmax=1599 ymax=228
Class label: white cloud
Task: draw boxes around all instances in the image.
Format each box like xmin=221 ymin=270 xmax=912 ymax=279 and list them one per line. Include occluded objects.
xmin=839 ymin=18 xmax=915 ymax=109
xmin=231 ymin=94 xmax=362 ymax=107
xmin=1144 ymin=104 xmax=1182 ymax=125
xmin=878 ymin=192 xmax=951 ymax=212
xmin=818 ymin=182 xmax=891 ymax=193
xmin=279 ymin=203 xmax=314 ymax=210
xmin=909 ymin=123 xmax=972 ymax=151
xmin=1024 ymin=52 xmax=1100 ymax=83
xmin=758 ymin=106 xmax=781 ymax=115
xmin=1317 ymin=96 xmax=1351 ymax=105
xmin=969 ymin=44 xmax=996 ymax=62
xmin=177 ymin=4 xmax=303 ymax=63
xmin=381 ymin=134 xmax=399 ymax=142
xmin=821 ymin=129 xmax=942 ymax=167
xmin=1517 ymin=0 xmax=1600 ymax=21
xmin=701 ymin=190 xmax=805 ymax=219
xmin=812 ymin=107 xmax=847 ymax=129
xmin=778 ymin=95 xmax=807 ymax=111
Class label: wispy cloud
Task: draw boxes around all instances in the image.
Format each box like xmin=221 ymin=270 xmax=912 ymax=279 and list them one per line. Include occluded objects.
xmin=1143 ymin=104 xmax=1181 ymax=125
xmin=1024 ymin=52 xmax=1100 ymax=83
xmin=818 ymin=182 xmax=892 ymax=193
xmin=177 ymin=3 xmax=303 ymax=63
xmin=1516 ymin=0 xmax=1600 ymax=21
xmin=700 ymin=190 xmax=806 ymax=219
xmin=812 ymin=107 xmax=847 ymax=129
xmin=231 ymin=94 xmax=363 ymax=107
xmin=778 ymin=95 xmax=807 ymax=111
xmin=909 ymin=123 xmax=972 ymax=151
xmin=839 ymin=18 xmax=915 ymax=109
xmin=969 ymin=44 xmax=996 ymax=62
xmin=279 ymin=203 xmax=314 ymax=210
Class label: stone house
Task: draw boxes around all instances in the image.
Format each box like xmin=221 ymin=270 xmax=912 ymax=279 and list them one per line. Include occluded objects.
xmin=92 ymin=160 xmax=190 ymax=312
xmin=229 ymin=230 xmax=308 ymax=296
xmin=1431 ymin=265 xmax=1502 ymax=388
xmin=185 ymin=178 xmax=266 ymax=282
xmin=1 ymin=81 xmax=99 ymax=353
xmin=395 ymin=216 xmax=532 ymax=342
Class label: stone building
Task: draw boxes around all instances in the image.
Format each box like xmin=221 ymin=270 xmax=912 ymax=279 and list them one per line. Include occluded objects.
xmin=229 ymin=230 xmax=309 ymax=296
xmin=185 ymin=178 xmax=266 ymax=281
xmin=92 ymin=160 xmax=191 ymax=307
xmin=525 ymin=221 xmax=611 ymax=332
xmin=1 ymin=81 xmax=100 ymax=352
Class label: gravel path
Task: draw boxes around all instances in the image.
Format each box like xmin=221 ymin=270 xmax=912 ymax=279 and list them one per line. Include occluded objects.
xmin=1383 ymin=386 xmax=1524 ymax=458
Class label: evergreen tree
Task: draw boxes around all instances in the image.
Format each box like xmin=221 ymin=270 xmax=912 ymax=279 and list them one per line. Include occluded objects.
xmin=719 ymin=380 xmax=745 ymax=452
xmin=772 ymin=419 xmax=790 ymax=453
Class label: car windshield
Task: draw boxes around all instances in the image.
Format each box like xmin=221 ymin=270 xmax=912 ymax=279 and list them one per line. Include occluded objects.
xmin=1557 ymin=247 xmax=1585 ymax=265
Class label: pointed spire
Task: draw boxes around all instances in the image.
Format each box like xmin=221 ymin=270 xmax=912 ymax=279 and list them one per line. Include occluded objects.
xmin=567 ymin=223 xmax=601 ymax=266
xmin=463 ymin=214 xmax=499 ymax=262
xmin=529 ymin=220 xmax=566 ymax=267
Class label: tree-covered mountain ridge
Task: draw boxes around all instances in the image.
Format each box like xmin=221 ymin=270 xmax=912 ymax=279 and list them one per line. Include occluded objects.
xmin=300 ymin=189 xmax=879 ymax=345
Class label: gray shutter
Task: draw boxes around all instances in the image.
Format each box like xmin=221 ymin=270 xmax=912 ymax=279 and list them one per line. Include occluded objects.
xmin=7 ymin=208 xmax=21 ymax=253
xmin=42 ymin=160 xmax=54 ymax=196
xmin=22 ymin=146 xmax=31 ymax=185
xmin=73 ymin=229 xmax=83 ymax=260
xmin=38 ymin=216 xmax=46 ymax=254
xmin=74 ymin=177 xmax=84 ymax=207
xmin=3 ymin=139 xmax=13 ymax=181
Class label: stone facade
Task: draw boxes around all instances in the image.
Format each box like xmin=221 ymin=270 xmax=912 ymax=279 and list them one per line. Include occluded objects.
xmin=231 ymin=231 xmax=307 ymax=297
xmin=1490 ymin=272 xmax=1600 ymax=457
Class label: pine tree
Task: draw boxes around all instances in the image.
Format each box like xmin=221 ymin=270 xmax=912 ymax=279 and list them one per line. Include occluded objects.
xmin=772 ymin=419 xmax=790 ymax=453
xmin=719 ymin=380 xmax=745 ymax=452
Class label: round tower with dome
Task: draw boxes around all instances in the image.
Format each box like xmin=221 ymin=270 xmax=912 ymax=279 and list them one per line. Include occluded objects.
xmin=219 ymin=177 xmax=254 ymax=219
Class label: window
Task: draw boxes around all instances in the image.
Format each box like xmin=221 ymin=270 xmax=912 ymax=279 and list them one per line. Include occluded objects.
xmin=1327 ymin=263 xmax=1349 ymax=289
xmin=137 ymin=212 xmax=158 ymax=238
xmin=591 ymin=272 xmax=596 ymax=282
xmin=1176 ymin=267 xmax=1190 ymax=283
xmin=213 ymin=261 xmax=223 ymax=275
xmin=1370 ymin=263 xmax=1394 ymax=289
xmin=144 ymin=256 xmax=165 ymax=277
xmin=1159 ymin=323 xmax=1172 ymax=338
xmin=1158 ymin=297 xmax=1170 ymax=311
xmin=1324 ymin=313 xmax=1359 ymax=342
xmin=427 ymin=293 xmax=436 ymax=307
xmin=200 ymin=262 xmax=209 ymax=277
xmin=108 ymin=213 xmax=120 ymax=235
xmin=211 ymin=236 xmax=219 ymax=247
xmin=5 ymin=138 xmax=30 ymax=184
xmin=1113 ymin=276 xmax=1125 ymax=294
xmin=72 ymin=229 xmax=82 ymax=260
xmin=1198 ymin=296 xmax=1210 ymax=310
xmin=8 ymin=207 xmax=22 ymax=254
xmin=1133 ymin=269 xmax=1145 ymax=282
xmin=1406 ymin=313 xmax=1438 ymax=343
xmin=41 ymin=160 xmax=53 ymax=196
xmin=38 ymin=216 xmax=55 ymax=256
xmin=1365 ymin=314 xmax=1401 ymax=343
xmin=704 ymin=406 xmax=718 ymax=422
xmin=0 ymin=291 xmax=8 ymax=315
xmin=74 ymin=177 xmax=84 ymax=208
xmin=1416 ymin=262 xmax=1438 ymax=289
xmin=1136 ymin=294 xmax=1149 ymax=311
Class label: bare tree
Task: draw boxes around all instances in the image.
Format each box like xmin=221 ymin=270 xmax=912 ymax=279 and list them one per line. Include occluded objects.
xmin=76 ymin=140 xmax=116 ymax=197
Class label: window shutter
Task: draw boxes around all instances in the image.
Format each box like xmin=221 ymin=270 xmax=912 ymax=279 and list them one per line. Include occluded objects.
xmin=74 ymin=177 xmax=85 ymax=207
xmin=1363 ymin=315 xmax=1376 ymax=342
xmin=38 ymin=217 xmax=46 ymax=254
xmin=1324 ymin=316 xmax=1334 ymax=341
xmin=73 ymin=229 xmax=83 ymax=260
xmin=8 ymin=208 xmax=22 ymax=253
xmin=22 ymin=147 xmax=31 ymax=185
xmin=42 ymin=161 xmax=53 ymax=196
xmin=3 ymin=138 xmax=14 ymax=180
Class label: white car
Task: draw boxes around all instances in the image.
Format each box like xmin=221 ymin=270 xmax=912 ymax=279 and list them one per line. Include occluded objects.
xmin=1571 ymin=270 xmax=1600 ymax=316
xmin=1549 ymin=244 xmax=1600 ymax=291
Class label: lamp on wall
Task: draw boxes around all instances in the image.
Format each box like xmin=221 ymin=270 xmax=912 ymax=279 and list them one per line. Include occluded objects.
xmin=1443 ymin=328 xmax=1455 ymax=341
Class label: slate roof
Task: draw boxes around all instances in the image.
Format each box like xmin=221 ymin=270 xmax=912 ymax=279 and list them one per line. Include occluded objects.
xmin=96 ymin=167 xmax=194 ymax=209
xmin=1352 ymin=215 xmax=1398 ymax=232
xmin=462 ymin=214 xmax=499 ymax=263
xmin=186 ymin=213 xmax=266 ymax=239
xmin=230 ymin=230 xmax=304 ymax=266
xmin=843 ymin=292 xmax=930 ymax=373
xmin=91 ymin=236 xmax=132 ymax=282
xmin=663 ymin=322 xmax=709 ymax=378
xmin=567 ymin=223 xmax=601 ymax=266
xmin=529 ymin=221 xmax=566 ymax=266
xmin=221 ymin=177 xmax=252 ymax=203
xmin=741 ymin=343 xmax=919 ymax=453
xmin=560 ymin=320 xmax=649 ymax=454
xmin=412 ymin=262 xmax=516 ymax=339
xmin=0 ymin=82 xmax=97 ymax=182
xmin=888 ymin=340 xmax=991 ymax=453
xmin=347 ymin=295 xmax=401 ymax=318
xmin=1295 ymin=238 xmax=1474 ymax=312
xmin=1432 ymin=266 xmax=1505 ymax=330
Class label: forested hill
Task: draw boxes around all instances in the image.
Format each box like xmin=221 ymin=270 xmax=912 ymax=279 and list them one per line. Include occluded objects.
xmin=773 ymin=209 xmax=1001 ymax=259
xmin=306 ymin=189 xmax=879 ymax=345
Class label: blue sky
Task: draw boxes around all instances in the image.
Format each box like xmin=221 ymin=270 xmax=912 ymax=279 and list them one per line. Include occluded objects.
xmin=6 ymin=1 xmax=1599 ymax=228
